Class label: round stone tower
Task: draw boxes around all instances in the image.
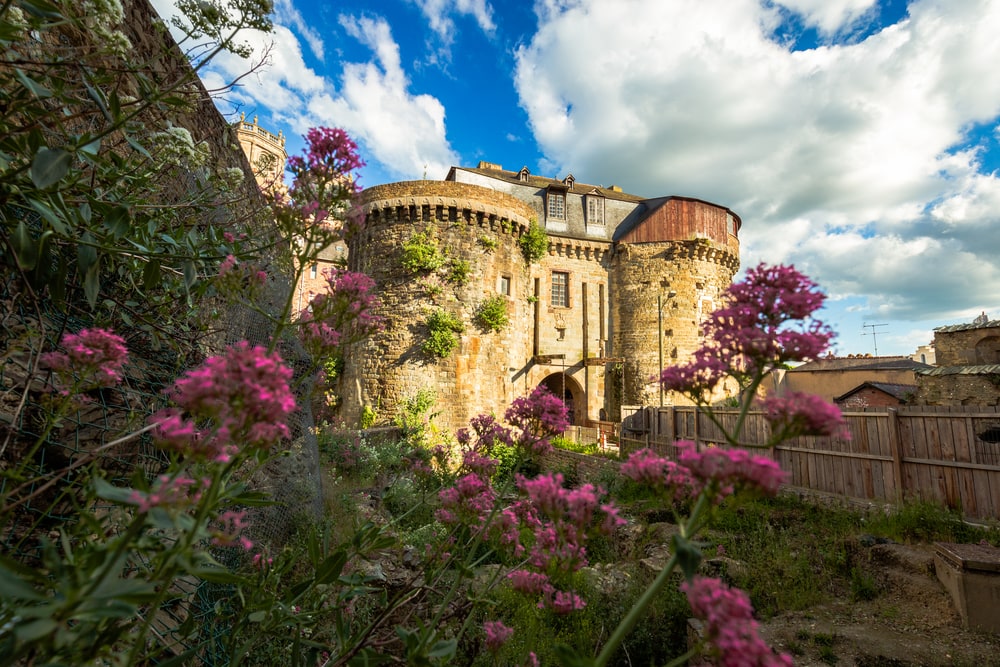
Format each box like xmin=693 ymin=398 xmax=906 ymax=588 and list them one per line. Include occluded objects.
xmin=610 ymin=197 xmax=740 ymax=407
xmin=340 ymin=181 xmax=537 ymax=432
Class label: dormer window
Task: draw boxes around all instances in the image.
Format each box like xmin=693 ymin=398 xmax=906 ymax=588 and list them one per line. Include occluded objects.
xmin=518 ymin=166 xmax=530 ymax=182
xmin=547 ymin=190 xmax=566 ymax=220
xmin=563 ymin=174 xmax=575 ymax=189
xmin=586 ymin=193 xmax=605 ymax=225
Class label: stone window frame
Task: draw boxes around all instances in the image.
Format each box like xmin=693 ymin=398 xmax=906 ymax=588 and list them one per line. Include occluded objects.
xmin=310 ymin=263 xmax=318 ymax=279
xmin=551 ymin=270 xmax=570 ymax=308
xmin=586 ymin=194 xmax=605 ymax=226
xmin=499 ymin=274 xmax=512 ymax=296
xmin=547 ymin=187 xmax=567 ymax=221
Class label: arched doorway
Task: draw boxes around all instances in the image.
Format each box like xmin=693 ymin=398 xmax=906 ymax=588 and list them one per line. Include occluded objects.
xmin=538 ymin=373 xmax=585 ymax=426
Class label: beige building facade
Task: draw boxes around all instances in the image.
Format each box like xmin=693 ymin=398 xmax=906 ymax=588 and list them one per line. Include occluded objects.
xmin=339 ymin=163 xmax=741 ymax=431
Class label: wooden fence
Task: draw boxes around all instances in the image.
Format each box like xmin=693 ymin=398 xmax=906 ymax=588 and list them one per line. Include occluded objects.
xmin=618 ymin=405 xmax=1000 ymax=522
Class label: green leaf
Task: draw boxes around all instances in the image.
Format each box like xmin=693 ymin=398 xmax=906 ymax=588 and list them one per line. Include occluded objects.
xmin=11 ymin=219 xmax=37 ymax=270
xmin=19 ymin=0 xmax=64 ymax=19
xmin=77 ymin=231 xmax=98 ymax=274
xmin=247 ymin=610 xmax=267 ymax=623
xmin=48 ymin=255 xmax=67 ymax=306
xmin=426 ymin=638 xmax=457 ymax=659
xmin=315 ymin=552 xmax=347 ymax=586
xmin=83 ymin=259 xmax=101 ymax=309
xmin=105 ymin=205 xmax=131 ymax=239
xmin=142 ymin=259 xmax=160 ymax=292
xmin=554 ymin=643 xmax=594 ymax=667
xmin=182 ymin=260 xmax=196 ymax=288
xmin=92 ymin=477 xmax=136 ymax=504
xmin=78 ymin=137 xmax=101 ymax=159
xmin=14 ymin=618 xmax=57 ymax=642
xmin=0 ymin=562 xmax=45 ymax=600
xmin=27 ymin=197 xmax=68 ymax=235
xmin=191 ymin=567 xmax=243 ymax=585
xmin=14 ymin=68 xmax=51 ymax=98
xmin=30 ymin=147 xmax=71 ymax=189
xmin=672 ymin=534 xmax=703 ymax=581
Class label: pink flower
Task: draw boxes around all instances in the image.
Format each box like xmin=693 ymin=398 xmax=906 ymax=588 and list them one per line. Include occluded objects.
xmin=40 ymin=328 xmax=128 ymax=391
xmin=548 ymin=590 xmax=587 ymax=614
xmin=507 ymin=569 xmax=551 ymax=595
xmin=212 ymin=509 xmax=253 ymax=550
xmin=762 ymin=392 xmax=849 ymax=440
xmin=129 ymin=474 xmax=207 ymax=513
xmin=621 ymin=448 xmax=697 ymax=500
xmin=150 ymin=342 xmax=296 ymax=461
xmin=299 ymin=269 xmax=383 ymax=357
xmin=676 ymin=441 xmax=786 ymax=498
xmin=505 ymin=386 xmax=569 ymax=455
xmin=483 ymin=620 xmax=513 ymax=653
xmin=682 ymin=576 xmax=794 ymax=666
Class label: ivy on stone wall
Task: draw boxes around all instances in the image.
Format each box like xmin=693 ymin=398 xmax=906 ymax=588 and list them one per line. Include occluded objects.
xmin=474 ymin=295 xmax=510 ymax=333
xmin=423 ymin=308 xmax=464 ymax=358
xmin=519 ymin=219 xmax=548 ymax=264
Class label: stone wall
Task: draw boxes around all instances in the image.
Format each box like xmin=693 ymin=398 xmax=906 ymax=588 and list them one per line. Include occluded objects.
xmin=935 ymin=328 xmax=1000 ymax=366
xmin=610 ymin=239 xmax=738 ymax=406
xmin=913 ymin=374 xmax=1000 ymax=407
xmin=341 ymin=182 xmax=538 ymax=431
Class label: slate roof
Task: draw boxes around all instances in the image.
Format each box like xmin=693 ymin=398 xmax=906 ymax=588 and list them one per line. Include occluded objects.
xmin=917 ymin=364 xmax=1000 ymax=376
xmin=834 ymin=382 xmax=917 ymax=403
xmin=448 ymin=165 xmax=646 ymax=203
xmin=789 ymin=356 xmax=933 ymax=373
xmin=934 ymin=319 xmax=1000 ymax=333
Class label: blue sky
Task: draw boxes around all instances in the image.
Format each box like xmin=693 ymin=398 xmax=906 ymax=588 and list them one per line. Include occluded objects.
xmin=152 ymin=0 xmax=1000 ymax=358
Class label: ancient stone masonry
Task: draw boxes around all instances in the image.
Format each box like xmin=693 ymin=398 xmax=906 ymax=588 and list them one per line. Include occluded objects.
xmin=338 ymin=164 xmax=742 ymax=432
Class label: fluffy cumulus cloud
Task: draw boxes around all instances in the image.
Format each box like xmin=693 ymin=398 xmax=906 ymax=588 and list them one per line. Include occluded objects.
xmin=514 ymin=0 xmax=1000 ymax=333
xmin=148 ymin=0 xmax=458 ymax=182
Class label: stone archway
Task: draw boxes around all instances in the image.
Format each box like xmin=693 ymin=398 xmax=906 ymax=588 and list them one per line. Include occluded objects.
xmin=538 ymin=373 xmax=585 ymax=426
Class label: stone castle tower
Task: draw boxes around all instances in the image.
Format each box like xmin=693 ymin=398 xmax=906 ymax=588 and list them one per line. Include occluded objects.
xmin=337 ymin=163 xmax=741 ymax=432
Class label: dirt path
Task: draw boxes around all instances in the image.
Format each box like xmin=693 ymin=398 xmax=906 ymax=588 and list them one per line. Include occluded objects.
xmin=757 ymin=543 xmax=1000 ymax=666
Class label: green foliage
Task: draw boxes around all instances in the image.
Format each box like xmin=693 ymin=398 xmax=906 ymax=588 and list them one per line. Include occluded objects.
xmin=401 ymin=231 xmax=447 ymax=273
xmin=551 ymin=435 xmax=599 ymax=455
xmin=448 ymin=258 xmax=471 ymax=285
xmin=422 ymin=308 xmax=464 ymax=358
xmin=0 ymin=0 xmax=275 ymax=351
xmin=360 ymin=404 xmax=378 ymax=428
xmin=473 ymin=294 xmax=510 ymax=332
xmin=394 ymin=388 xmax=438 ymax=447
xmin=477 ymin=236 xmax=498 ymax=252
xmin=863 ymin=500 xmax=992 ymax=544
xmin=519 ymin=220 xmax=548 ymax=263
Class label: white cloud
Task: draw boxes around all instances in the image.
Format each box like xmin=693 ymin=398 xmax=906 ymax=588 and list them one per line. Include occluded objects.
xmin=513 ymin=0 xmax=1000 ymax=339
xmin=306 ymin=15 xmax=460 ymax=180
xmin=274 ymin=0 xmax=325 ymax=62
xmin=149 ymin=1 xmax=459 ymax=182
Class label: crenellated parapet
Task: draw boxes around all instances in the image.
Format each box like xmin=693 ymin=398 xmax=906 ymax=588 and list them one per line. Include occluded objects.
xmin=359 ymin=181 xmax=536 ymax=237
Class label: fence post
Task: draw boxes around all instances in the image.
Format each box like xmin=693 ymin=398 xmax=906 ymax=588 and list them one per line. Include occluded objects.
xmin=887 ymin=408 xmax=905 ymax=502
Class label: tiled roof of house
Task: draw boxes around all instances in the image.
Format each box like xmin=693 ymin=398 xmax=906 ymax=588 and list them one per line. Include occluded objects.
xmin=789 ymin=356 xmax=932 ymax=372
xmin=834 ymin=382 xmax=918 ymax=402
xmin=917 ymin=364 xmax=1000 ymax=376
xmin=934 ymin=319 xmax=1000 ymax=333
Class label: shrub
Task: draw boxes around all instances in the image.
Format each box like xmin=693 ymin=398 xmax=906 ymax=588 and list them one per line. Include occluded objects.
xmin=448 ymin=258 xmax=471 ymax=285
xmin=477 ymin=236 xmax=498 ymax=252
xmin=474 ymin=295 xmax=509 ymax=332
xmin=519 ymin=220 xmax=548 ymax=263
xmin=423 ymin=308 xmax=465 ymax=358
xmin=402 ymin=231 xmax=447 ymax=272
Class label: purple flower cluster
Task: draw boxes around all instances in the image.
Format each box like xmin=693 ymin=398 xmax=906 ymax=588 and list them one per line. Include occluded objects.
xmin=299 ymin=269 xmax=384 ymax=358
xmin=286 ymin=127 xmax=364 ymax=186
xmin=150 ymin=342 xmax=296 ymax=463
xmin=622 ymin=442 xmax=786 ymax=501
xmin=682 ymin=576 xmax=794 ymax=666
xmin=40 ymin=328 xmax=128 ymax=393
xmin=660 ymin=264 xmax=833 ymax=400
xmin=762 ymin=391 xmax=849 ymax=440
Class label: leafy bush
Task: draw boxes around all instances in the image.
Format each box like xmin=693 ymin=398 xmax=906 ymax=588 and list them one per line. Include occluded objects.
xmin=448 ymin=258 xmax=471 ymax=285
xmin=477 ymin=236 xmax=498 ymax=252
xmin=423 ymin=308 xmax=465 ymax=358
xmin=519 ymin=219 xmax=548 ymax=263
xmin=474 ymin=294 xmax=510 ymax=332
xmin=402 ymin=231 xmax=447 ymax=272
